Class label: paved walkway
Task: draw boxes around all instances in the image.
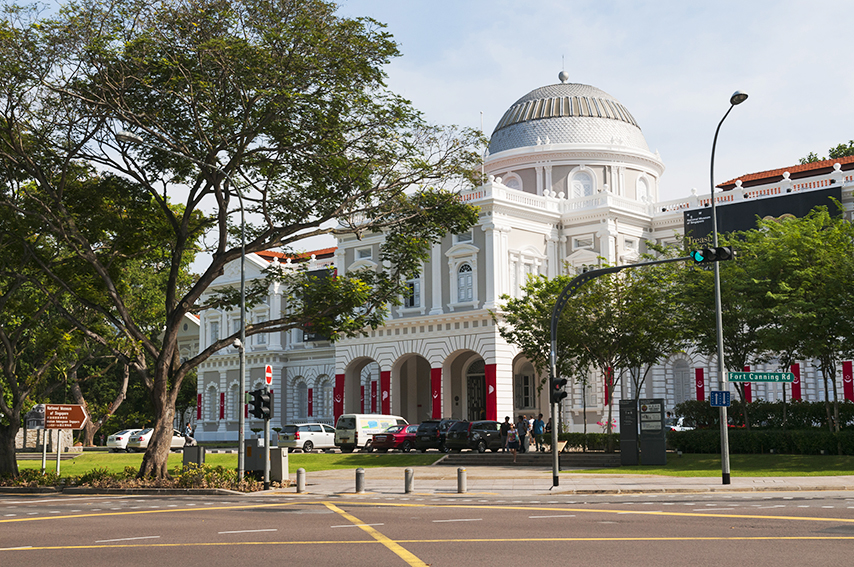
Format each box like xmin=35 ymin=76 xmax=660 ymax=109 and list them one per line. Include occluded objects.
xmin=277 ymin=465 xmax=854 ymax=497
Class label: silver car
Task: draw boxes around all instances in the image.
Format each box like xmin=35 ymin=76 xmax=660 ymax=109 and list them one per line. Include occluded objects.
xmin=126 ymin=428 xmax=187 ymax=452
xmin=278 ymin=423 xmax=336 ymax=452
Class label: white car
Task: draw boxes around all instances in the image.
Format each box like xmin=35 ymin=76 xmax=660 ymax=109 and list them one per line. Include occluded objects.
xmin=278 ymin=423 xmax=336 ymax=452
xmin=106 ymin=429 xmax=142 ymax=452
xmin=126 ymin=428 xmax=187 ymax=452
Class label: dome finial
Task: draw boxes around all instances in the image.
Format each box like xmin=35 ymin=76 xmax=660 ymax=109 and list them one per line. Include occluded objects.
xmin=558 ymin=70 xmax=569 ymax=84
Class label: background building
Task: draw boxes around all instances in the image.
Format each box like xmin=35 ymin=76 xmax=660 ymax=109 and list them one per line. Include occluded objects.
xmin=194 ymin=74 xmax=854 ymax=441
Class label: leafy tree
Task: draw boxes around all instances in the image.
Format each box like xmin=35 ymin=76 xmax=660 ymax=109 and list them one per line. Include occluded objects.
xmin=798 ymin=140 xmax=854 ymax=164
xmin=0 ymin=0 xmax=480 ymax=478
xmin=498 ymin=259 xmax=684 ymax=446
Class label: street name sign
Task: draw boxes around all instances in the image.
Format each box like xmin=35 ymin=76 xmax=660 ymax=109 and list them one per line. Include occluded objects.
xmin=710 ymin=390 xmax=731 ymax=407
xmin=728 ymin=371 xmax=794 ymax=382
xmin=44 ymin=404 xmax=89 ymax=430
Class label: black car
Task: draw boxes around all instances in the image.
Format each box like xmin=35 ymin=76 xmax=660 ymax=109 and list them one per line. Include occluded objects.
xmin=445 ymin=420 xmax=503 ymax=453
xmin=414 ymin=418 xmax=460 ymax=452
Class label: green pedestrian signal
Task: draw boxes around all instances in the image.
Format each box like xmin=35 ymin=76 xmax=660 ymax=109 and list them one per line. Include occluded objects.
xmin=690 ymin=246 xmax=734 ymax=263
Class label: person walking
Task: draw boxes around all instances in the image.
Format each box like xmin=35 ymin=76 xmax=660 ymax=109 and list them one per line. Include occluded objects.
xmin=499 ymin=416 xmax=511 ymax=452
xmin=532 ymin=413 xmax=545 ymax=452
xmin=516 ymin=415 xmax=529 ymax=453
xmin=505 ymin=423 xmax=520 ymax=463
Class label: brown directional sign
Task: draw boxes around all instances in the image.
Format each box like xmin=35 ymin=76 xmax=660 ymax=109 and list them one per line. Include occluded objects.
xmin=44 ymin=404 xmax=89 ymax=430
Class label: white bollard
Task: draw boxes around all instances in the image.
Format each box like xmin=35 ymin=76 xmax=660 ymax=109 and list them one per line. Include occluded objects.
xmin=355 ymin=467 xmax=366 ymax=493
xmin=296 ymin=467 xmax=306 ymax=493
xmin=404 ymin=467 xmax=414 ymax=494
xmin=457 ymin=467 xmax=467 ymax=493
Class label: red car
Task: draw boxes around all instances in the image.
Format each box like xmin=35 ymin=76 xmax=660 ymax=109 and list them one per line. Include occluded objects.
xmin=371 ymin=424 xmax=419 ymax=453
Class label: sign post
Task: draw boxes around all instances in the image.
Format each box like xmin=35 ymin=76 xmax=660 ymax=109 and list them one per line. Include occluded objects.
xmin=44 ymin=404 xmax=89 ymax=475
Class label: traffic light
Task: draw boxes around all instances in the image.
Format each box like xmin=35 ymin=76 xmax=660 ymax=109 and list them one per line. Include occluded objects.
xmin=689 ymin=246 xmax=734 ymax=263
xmin=550 ymin=376 xmax=568 ymax=404
xmin=248 ymin=389 xmax=273 ymax=420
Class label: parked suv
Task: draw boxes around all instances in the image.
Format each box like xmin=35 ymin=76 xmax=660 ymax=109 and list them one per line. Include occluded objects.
xmin=414 ymin=418 xmax=460 ymax=452
xmin=279 ymin=423 xmax=336 ymax=452
xmin=445 ymin=420 xmax=503 ymax=453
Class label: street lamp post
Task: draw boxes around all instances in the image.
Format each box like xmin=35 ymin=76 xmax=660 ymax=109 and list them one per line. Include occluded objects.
xmin=709 ymin=91 xmax=748 ymax=485
xmin=115 ymin=131 xmax=248 ymax=480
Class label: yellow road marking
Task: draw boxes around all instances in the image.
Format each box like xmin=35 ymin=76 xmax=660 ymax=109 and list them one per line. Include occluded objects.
xmin=3 ymin=535 xmax=854 ymax=552
xmin=323 ymin=502 xmax=428 ymax=567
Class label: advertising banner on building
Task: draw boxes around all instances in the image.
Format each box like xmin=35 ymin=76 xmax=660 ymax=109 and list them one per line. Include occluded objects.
xmin=683 ymin=187 xmax=842 ymax=246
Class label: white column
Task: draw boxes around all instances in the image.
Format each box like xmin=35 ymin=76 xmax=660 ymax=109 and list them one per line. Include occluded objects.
xmin=429 ymin=242 xmax=443 ymax=315
xmin=546 ymin=236 xmax=558 ymax=278
xmin=545 ymin=165 xmax=553 ymax=195
xmin=536 ymin=166 xmax=544 ymax=196
xmin=482 ymin=223 xmax=497 ymax=309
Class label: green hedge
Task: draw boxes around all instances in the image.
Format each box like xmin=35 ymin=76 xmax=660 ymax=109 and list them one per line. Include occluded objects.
xmin=668 ymin=429 xmax=854 ymax=455
xmin=552 ymin=432 xmax=618 ymax=451
xmin=673 ymin=399 xmax=854 ymax=430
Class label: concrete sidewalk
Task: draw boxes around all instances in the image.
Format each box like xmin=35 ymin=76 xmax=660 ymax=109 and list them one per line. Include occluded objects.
xmin=280 ymin=465 xmax=854 ymax=497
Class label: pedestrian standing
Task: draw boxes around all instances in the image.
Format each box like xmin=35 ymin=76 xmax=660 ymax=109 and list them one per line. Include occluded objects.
xmin=499 ymin=416 xmax=511 ymax=452
xmin=516 ymin=415 xmax=529 ymax=453
xmin=532 ymin=413 xmax=545 ymax=452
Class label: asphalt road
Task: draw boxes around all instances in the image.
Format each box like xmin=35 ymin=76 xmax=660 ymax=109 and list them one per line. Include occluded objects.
xmin=2 ymin=491 xmax=854 ymax=566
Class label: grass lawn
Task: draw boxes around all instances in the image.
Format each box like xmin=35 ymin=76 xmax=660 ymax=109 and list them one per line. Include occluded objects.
xmin=567 ymin=453 xmax=854 ymax=477
xmin=17 ymin=451 xmax=442 ymax=477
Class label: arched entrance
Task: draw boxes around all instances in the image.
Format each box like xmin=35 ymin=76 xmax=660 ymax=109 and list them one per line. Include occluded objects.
xmin=342 ymin=357 xmax=379 ymax=415
xmin=392 ymin=354 xmax=431 ymax=423
xmin=466 ymin=360 xmax=487 ymax=421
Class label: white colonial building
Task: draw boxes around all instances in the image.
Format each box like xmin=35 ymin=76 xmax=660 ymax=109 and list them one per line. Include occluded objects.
xmin=194 ymin=73 xmax=854 ymax=441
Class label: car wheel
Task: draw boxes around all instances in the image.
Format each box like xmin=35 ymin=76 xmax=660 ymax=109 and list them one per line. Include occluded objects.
xmin=476 ymin=441 xmax=487 ymax=453
xmin=302 ymin=441 xmax=313 ymax=452
xmin=363 ymin=441 xmax=373 ymax=453
xmin=401 ymin=441 xmax=413 ymax=453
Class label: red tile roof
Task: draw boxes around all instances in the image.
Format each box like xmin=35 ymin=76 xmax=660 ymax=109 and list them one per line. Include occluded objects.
xmin=719 ymin=155 xmax=854 ymax=190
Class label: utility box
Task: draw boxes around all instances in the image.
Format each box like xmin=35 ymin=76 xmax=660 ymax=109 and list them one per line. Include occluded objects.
xmin=638 ymin=398 xmax=667 ymax=466
xmin=183 ymin=445 xmax=205 ymax=468
xmin=246 ymin=441 xmax=289 ymax=482
xmin=619 ymin=399 xmax=639 ymax=466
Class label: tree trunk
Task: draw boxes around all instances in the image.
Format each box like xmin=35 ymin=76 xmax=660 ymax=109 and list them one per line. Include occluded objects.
xmin=0 ymin=419 xmax=21 ymax=478
xmin=138 ymin=373 xmax=177 ymax=479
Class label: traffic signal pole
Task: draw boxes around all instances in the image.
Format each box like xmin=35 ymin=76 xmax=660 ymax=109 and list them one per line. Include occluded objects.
xmin=548 ymin=256 xmax=691 ymax=488
xmin=264 ymin=384 xmax=271 ymax=490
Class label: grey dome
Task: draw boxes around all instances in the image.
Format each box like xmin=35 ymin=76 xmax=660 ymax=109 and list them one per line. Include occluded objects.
xmin=488 ymin=83 xmax=650 ymax=155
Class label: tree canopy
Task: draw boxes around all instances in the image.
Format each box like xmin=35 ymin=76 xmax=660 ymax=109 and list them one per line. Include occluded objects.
xmin=799 ymin=140 xmax=854 ymax=164
xmin=0 ymin=0 xmax=481 ymax=478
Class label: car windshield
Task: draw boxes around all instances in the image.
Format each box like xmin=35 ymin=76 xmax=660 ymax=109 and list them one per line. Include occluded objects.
xmin=448 ymin=422 xmax=469 ymax=432
xmin=138 ymin=428 xmax=152 ymax=435
xmin=383 ymin=425 xmax=404 ymax=433
xmin=336 ymin=417 xmax=356 ymax=429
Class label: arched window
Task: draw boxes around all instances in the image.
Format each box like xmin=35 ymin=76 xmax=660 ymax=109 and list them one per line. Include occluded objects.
xmin=636 ymin=177 xmax=650 ymax=202
xmin=571 ymin=171 xmax=593 ymax=198
xmin=228 ymin=383 xmax=238 ymax=421
xmin=316 ymin=379 xmax=331 ymax=418
xmin=206 ymin=385 xmax=218 ymax=421
xmin=672 ymin=360 xmax=692 ymax=405
xmin=458 ymin=263 xmax=473 ymax=302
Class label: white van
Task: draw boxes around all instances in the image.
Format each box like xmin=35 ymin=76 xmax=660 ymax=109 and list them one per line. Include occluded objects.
xmin=335 ymin=414 xmax=408 ymax=453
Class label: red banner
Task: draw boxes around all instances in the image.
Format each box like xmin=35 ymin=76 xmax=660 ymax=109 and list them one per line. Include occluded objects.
xmin=244 ymin=390 xmax=248 ymax=419
xmin=743 ymin=366 xmax=752 ymax=403
xmin=381 ymin=371 xmax=391 ymax=414
xmin=843 ymin=361 xmax=853 ymax=402
xmin=197 ymin=393 xmax=202 ymax=420
xmin=308 ymin=388 xmax=313 ymax=417
xmin=431 ymin=367 xmax=442 ymax=419
xmin=485 ymin=364 xmax=497 ymax=421
xmin=371 ymin=380 xmax=377 ymax=413
xmin=219 ymin=392 xmax=225 ymax=420
xmin=695 ymin=368 xmax=705 ymax=401
xmin=334 ymin=374 xmax=345 ymax=421
xmin=791 ymin=363 xmax=802 ymax=400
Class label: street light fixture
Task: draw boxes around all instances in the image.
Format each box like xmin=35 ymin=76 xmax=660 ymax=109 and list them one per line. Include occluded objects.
xmin=115 ymin=130 xmax=249 ymax=480
xmin=709 ymin=91 xmax=747 ymax=485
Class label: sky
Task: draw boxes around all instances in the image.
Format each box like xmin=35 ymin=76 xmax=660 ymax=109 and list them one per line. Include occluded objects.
xmin=336 ymin=0 xmax=854 ymax=202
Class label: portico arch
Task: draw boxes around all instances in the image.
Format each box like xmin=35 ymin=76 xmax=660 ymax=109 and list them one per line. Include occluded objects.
xmin=443 ymin=350 xmax=488 ymax=421
xmin=391 ymin=354 xmax=432 ymax=423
